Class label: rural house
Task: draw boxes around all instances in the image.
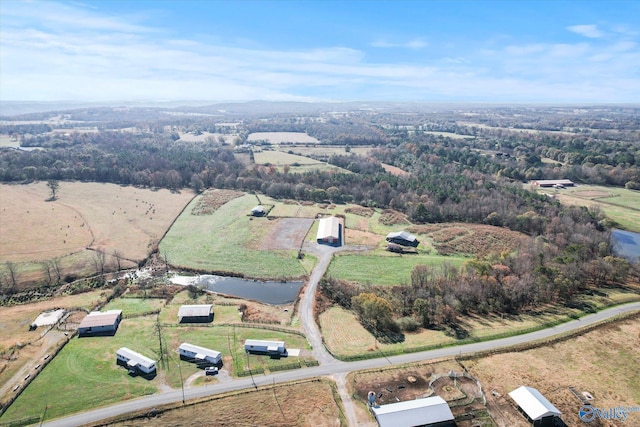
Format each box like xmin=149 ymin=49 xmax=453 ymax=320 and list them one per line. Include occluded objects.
xmin=116 ymin=347 xmax=156 ymax=375
xmin=78 ymin=310 xmax=122 ymax=336
xmin=178 ymin=304 xmax=214 ymax=323
xmin=370 ymin=396 xmax=455 ymax=427
xmin=178 ymin=342 xmax=222 ymax=365
xmin=386 ymin=231 xmax=419 ymax=247
xmin=244 ymin=339 xmax=287 ymax=356
xmin=509 ymin=386 xmax=562 ymax=426
xmin=316 ymin=216 xmax=342 ymax=246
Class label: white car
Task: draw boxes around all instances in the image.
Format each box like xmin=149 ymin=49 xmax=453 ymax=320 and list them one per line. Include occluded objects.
xmin=205 ymin=367 xmax=219 ymax=376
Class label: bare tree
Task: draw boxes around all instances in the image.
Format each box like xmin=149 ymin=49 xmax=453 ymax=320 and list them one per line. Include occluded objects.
xmin=113 ymin=250 xmax=123 ymax=271
xmin=4 ymin=262 xmax=18 ymax=294
xmin=41 ymin=261 xmax=53 ymax=286
xmin=92 ymin=250 xmax=106 ymax=276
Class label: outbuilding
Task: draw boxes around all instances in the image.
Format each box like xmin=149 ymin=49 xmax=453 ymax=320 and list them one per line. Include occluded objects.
xmin=371 ymin=396 xmax=455 ymax=427
xmin=251 ymin=205 xmax=265 ymax=216
xmin=116 ymin=347 xmax=156 ymax=375
xmin=386 ymin=231 xmax=419 ymax=247
xmin=244 ymin=339 xmax=287 ymax=356
xmin=316 ymin=216 xmax=342 ymax=246
xmin=178 ymin=304 xmax=214 ymax=323
xmin=530 ymin=179 xmax=575 ymax=188
xmin=509 ymin=386 xmax=562 ymax=426
xmin=178 ymin=342 xmax=222 ymax=365
xmin=78 ymin=310 xmax=122 ymax=336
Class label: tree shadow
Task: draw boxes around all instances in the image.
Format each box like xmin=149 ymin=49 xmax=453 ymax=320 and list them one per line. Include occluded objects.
xmin=371 ymin=329 xmax=405 ymax=344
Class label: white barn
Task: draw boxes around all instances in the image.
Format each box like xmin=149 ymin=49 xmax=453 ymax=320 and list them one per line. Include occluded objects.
xmin=178 ymin=342 xmax=222 ymax=365
xmin=509 ymin=386 xmax=562 ymax=426
xmin=316 ymin=216 xmax=341 ymax=246
xmin=116 ymin=347 xmax=156 ymax=375
xmin=178 ymin=304 xmax=214 ymax=323
xmin=78 ymin=310 xmax=122 ymax=336
xmin=244 ymin=339 xmax=287 ymax=355
xmin=371 ymin=396 xmax=455 ymax=427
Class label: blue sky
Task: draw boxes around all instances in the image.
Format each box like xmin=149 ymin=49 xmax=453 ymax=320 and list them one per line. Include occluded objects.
xmin=1 ymin=0 xmax=639 ymax=103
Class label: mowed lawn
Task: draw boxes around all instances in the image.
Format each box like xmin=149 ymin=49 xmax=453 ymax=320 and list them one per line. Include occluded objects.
xmin=326 ymin=253 xmax=467 ymax=286
xmin=1 ymin=317 xmax=160 ymax=423
xmin=253 ymin=150 xmax=346 ymax=173
xmin=159 ymin=193 xmax=307 ymax=279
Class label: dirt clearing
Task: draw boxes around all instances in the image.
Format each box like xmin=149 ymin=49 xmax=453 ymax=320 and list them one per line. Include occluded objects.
xmin=258 ymin=217 xmax=314 ymax=250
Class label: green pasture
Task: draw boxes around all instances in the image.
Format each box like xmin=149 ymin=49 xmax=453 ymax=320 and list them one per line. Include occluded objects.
xmin=534 ymin=184 xmax=640 ymax=232
xmin=326 ymin=253 xmax=468 ymax=286
xmin=103 ymin=297 xmax=166 ymax=318
xmin=2 ymin=317 xmax=160 ymax=423
xmin=159 ymin=194 xmax=307 ymax=279
xmin=253 ymin=150 xmax=348 ymax=173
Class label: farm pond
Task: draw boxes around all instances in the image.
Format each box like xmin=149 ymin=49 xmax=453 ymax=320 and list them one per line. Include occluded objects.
xmin=171 ymin=274 xmax=304 ymax=305
xmin=612 ymin=229 xmax=640 ymax=263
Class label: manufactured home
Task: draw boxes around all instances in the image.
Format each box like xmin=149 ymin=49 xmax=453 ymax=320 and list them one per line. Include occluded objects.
xmin=178 ymin=342 xmax=222 ymax=365
xmin=244 ymin=339 xmax=287 ymax=355
xmin=116 ymin=347 xmax=156 ymax=375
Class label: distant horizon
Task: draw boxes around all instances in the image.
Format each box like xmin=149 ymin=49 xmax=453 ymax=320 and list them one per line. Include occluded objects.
xmin=2 ymin=1 xmax=639 ymax=104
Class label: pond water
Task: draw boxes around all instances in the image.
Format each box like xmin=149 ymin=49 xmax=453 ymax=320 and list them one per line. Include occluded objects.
xmin=172 ymin=274 xmax=304 ymax=305
xmin=612 ymin=229 xmax=640 ymax=263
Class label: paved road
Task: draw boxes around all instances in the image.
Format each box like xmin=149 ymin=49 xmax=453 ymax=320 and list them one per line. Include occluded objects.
xmin=41 ymin=301 xmax=640 ymax=427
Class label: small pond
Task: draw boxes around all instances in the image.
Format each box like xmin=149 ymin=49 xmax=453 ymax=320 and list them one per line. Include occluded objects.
xmin=172 ymin=274 xmax=304 ymax=305
xmin=612 ymin=229 xmax=640 ymax=263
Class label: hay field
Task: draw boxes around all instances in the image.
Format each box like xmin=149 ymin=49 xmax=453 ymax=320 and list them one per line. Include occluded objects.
xmin=247 ymin=132 xmax=320 ymax=144
xmin=465 ymin=315 xmax=640 ymax=427
xmin=532 ymin=184 xmax=640 ymax=232
xmin=0 ymin=182 xmax=195 ymax=287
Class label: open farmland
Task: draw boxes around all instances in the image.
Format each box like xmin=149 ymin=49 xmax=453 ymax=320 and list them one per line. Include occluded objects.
xmin=532 ymin=184 xmax=640 ymax=232
xmin=0 ymin=182 xmax=195 ymax=289
xmin=253 ymin=150 xmax=347 ymax=173
xmin=159 ymin=192 xmax=310 ymax=279
xmin=464 ymin=314 xmax=640 ymax=427
xmin=281 ymin=145 xmax=374 ymax=157
xmin=100 ymin=379 xmax=344 ymax=427
xmin=247 ymin=131 xmax=320 ymax=144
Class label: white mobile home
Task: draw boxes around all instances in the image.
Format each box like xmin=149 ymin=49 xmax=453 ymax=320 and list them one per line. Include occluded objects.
xmin=116 ymin=347 xmax=156 ymax=375
xmin=244 ymin=339 xmax=287 ymax=355
xmin=178 ymin=342 xmax=222 ymax=365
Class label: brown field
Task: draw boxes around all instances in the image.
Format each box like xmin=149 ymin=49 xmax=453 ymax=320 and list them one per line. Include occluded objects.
xmin=0 ymin=182 xmax=195 ymax=288
xmin=190 ymin=189 xmax=244 ymax=215
xmin=99 ymin=379 xmax=344 ymax=427
xmin=380 ymin=162 xmax=410 ymax=177
xmin=409 ymin=223 xmax=527 ymax=256
xmin=464 ymin=315 xmax=640 ymax=427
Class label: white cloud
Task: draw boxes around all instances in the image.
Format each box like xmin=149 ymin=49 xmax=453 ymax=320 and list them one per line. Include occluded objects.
xmin=567 ymin=24 xmax=605 ymax=38
xmin=371 ymin=38 xmax=427 ymax=49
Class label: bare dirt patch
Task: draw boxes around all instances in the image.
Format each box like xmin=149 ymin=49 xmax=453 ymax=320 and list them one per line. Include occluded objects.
xmin=345 ymin=206 xmax=374 ymax=217
xmin=258 ymin=218 xmax=314 ymax=250
xmin=378 ymin=209 xmax=409 ymax=226
xmin=345 ymin=228 xmax=381 ymax=246
xmin=380 ymin=162 xmax=410 ymax=177
xmin=409 ymin=223 xmax=527 ymax=256
xmin=190 ymin=189 xmax=244 ymax=215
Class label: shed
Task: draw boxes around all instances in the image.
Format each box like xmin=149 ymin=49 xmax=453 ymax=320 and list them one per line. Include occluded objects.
xmin=116 ymin=347 xmax=156 ymax=375
xmin=386 ymin=231 xmax=419 ymax=247
xmin=251 ymin=205 xmax=265 ymax=216
xmin=78 ymin=310 xmax=122 ymax=336
xmin=371 ymin=396 xmax=455 ymax=427
xmin=178 ymin=342 xmax=222 ymax=365
xmin=244 ymin=339 xmax=287 ymax=355
xmin=178 ymin=304 xmax=214 ymax=323
xmin=316 ymin=216 xmax=341 ymax=246
xmin=509 ymin=386 xmax=562 ymax=426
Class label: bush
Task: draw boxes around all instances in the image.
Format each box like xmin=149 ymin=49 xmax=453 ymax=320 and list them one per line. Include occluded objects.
xmin=396 ymin=316 xmax=420 ymax=332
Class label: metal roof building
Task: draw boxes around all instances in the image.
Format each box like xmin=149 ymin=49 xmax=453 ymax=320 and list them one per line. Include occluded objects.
xmin=178 ymin=304 xmax=214 ymax=323
xmin=530 ymin=179 xmax=575 ymax=187
xmin=371 ymin=396 xmax=455 ymax=427
xmin=509 ymin=386 xmax=561 ymax=425
xmin=386 ymin=231 xmax=420 ymax=247
xmin=116 ymin=347 xmax=156 ymax=374
xmin=78 ymin=310 xmax=122 ymax=336
xmin=316 ymin=216 xmax=341 ymax=246
xmin=178 ymin=342 xmax=221 ymax=365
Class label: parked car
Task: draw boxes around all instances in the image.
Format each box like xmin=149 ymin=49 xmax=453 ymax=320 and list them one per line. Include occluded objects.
xmin=205 ymin=366 xmax=219 ymax=376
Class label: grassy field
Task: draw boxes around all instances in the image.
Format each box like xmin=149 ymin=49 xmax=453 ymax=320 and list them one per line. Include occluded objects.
xmin=0 ymin=182 xmax=195 ymax=289
xmin=102 ymin=379 xmax=344 ymax=427
xmin=465 ymin=315 xmax=640 ymax=427
xmin=159 ymin=193 xmax=308 ymax=279
xmin=280 ymin=145 xmax=374 ymax=157
xmin=253 ymin=150 xmax=346 ymax=173
xmin=531 ymin=184 xmax=640 ymax=232
xmin=319 ymin=284 xmax=640 ymax=360
xmin=326 ymin=253 xmax=467 ymax=286
xmin=247 ymin=132 xmax=320 ymax=144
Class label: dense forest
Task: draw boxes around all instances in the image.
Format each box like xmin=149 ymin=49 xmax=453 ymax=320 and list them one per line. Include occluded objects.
xmin=1 ymin=103 xmax=638 ymax=329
